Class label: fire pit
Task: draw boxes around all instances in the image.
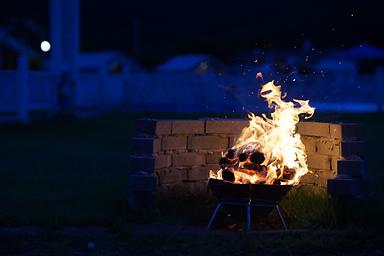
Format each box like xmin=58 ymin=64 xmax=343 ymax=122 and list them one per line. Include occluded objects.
xmin=129 ymin=78 xmax=365 ymax=227
xmin=208 ymin=178 xmax=292 ymax=202
xmin=207 ymin=178 xmax=292 ymax=230
xmin=207 ymin=80 xmax=315 ymax=230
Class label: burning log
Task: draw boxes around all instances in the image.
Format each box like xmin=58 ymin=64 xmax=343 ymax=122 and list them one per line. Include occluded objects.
xmin=226 ymin=149 xmax=236 ymax=159
xmin=243 ymin=163 xmax=260 ymax=171
xmin=216 ymin=149 xmax=268 ymax=184
xmin=209 ymin=80 xmax=315 ymax=186
xmin=282 ymin=167 xmax=295 ymax=180
xmin=249 ymin=152 xmax=265 ymax=165
xmin=239 ymin=153 xmax=247 ymax=162
xmin=219 ymin=157 xmax=230 ymax=166
xmin=222 ymin=168 xmax=235 ymax=182
xmin=219 ymin=156 xmax=236 ymax=167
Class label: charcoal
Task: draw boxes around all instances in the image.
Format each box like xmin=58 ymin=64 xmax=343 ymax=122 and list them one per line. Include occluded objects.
xmin=239 ymin=153 xmax=248 ymax=162
xmin=222 ymin=168 xmax=235 ymax=182
xmin=219 ymin=157 xmax=230 ymax=165
xmin=250 ymin=152 xmax=265 ymax=164
xmin=255 ymin=164 xmax=262 ymax=171
xmin=226 ymin=149 xmax=236 ymax=159
xmin=283 ymin=168 xmax=295 ymax=180
xmin=273 ymin=180 xmax=282 ymax=185
xmin=243 ymin=163 xmax=259 ymax=171
xmin=283 ymin=173 xmax=294 ymax=180
xmin=243 ymin=163 xmax=265 ymax=172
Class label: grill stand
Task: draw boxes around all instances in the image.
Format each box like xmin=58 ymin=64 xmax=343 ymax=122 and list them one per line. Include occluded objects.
xmin=207 ymin=199 xmax=288 ymax=231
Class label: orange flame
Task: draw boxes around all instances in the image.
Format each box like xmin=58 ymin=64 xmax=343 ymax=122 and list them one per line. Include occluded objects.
xmin=210 ymin=80 xmax=315 ymax=185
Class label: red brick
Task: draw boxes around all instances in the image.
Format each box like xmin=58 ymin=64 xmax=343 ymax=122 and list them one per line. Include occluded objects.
xmin=316 ymin=138 xmax=341 ymax=156
xmin=297 ymin=122 xmax=330 ymax=137
xmin=162 ymin=136 xmax=187 ymax=151
xmin=156 ymin=168 xmax=188 ymax=184
xmin=317 ymin=170 xmax=337 ymax=187
xmin=205 ymin=151 xmax=223 ymax=164
xmin=329 ymin=124 xmax=341 ymax=140
xmin=205 ymin=119 xmax=248 ymax=135
xmin=300 ymin=171 xmax=317 ymax=185
xmin=331 ymin=157 xmax=341 ymax=172
xmin=187 ymin=164 xmax=216 ymax=181
xmin=172 ymin=152 xmax=205 ymax=167
xmin=188 ymin=135 xmax=228 ymax=150
xmin=300 ymin=136 xmax=317 ymax=154
xmin=229 ymin=136 xmax=239 ymax=147
xmin=172 ymin=120 xmax=205 ymax=134
xmin=307 ymin=154 xmax=331 ymax=170
xmin=155 ymin=154 xmax=172 ymax=169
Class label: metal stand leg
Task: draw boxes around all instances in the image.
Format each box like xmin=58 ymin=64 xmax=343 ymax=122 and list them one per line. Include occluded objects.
xmin=246 ymin=204 xmax=251 ymax=230
xmin=275 ymin=205 xmax=287 ymax=230
xmin=207 ymin=202 xmax=222 ymax=229
xmin=207 ymin=200 xmax=287 ymax=231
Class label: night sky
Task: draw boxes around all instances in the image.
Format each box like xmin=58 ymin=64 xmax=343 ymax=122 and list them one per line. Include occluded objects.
xmin=1 ymin=0 xmax=382 ymax=66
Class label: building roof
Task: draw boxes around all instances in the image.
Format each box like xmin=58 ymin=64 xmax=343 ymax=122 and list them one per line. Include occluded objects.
xmin=0 ymin=27 xmax=38 ymax=56
xmin=328 ymin=44 xmax=384 ymax=60
xmin=78 ymin=51 xmax=141 ymax=71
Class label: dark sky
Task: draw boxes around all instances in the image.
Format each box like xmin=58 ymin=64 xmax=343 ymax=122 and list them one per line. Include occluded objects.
xmin=1 ymin=0 xmax=383 ymax=66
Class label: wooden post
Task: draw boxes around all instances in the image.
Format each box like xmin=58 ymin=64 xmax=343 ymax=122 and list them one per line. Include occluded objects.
xmin=50 ymin=0 xmax=80 ymax=115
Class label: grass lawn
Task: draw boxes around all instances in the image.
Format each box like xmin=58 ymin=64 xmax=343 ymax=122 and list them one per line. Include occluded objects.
xmin=0 ymin=114 xmax=135 ymax=225
xmin=0 ymin=112 xmax=383 ymax=230
xmin=1 ymin=227 xmax=384 ymax=255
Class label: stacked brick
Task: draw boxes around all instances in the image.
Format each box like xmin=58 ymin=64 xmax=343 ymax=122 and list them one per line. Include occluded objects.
xmin=128 ymin=119 xmax=365 ymax=205
xmin=327 ymin=123 xmax=366 ymax=196
xmin=297 ymin=122 xmax=366 ymax=195
xmin=297 ymin=122 xmax=342 ymax=188
xmin=128 ymin=119 xmax=248 ymax=199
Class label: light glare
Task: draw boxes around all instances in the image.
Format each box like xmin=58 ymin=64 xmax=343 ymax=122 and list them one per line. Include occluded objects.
xmin=40 ymin=41 xmax=51 ymax=52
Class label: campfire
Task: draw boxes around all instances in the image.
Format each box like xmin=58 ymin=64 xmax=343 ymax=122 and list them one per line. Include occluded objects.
xmin=207 ymin=80 xmax=315 ymax=230
xmin=210 ymin=80 xmax=315 ymax=185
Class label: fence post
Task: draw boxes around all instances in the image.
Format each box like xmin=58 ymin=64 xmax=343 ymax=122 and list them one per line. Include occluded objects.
xmin=377 ymin=68 xmax=384 ymax=112
xmin=17 ymin=55 xmax=29 ymax=123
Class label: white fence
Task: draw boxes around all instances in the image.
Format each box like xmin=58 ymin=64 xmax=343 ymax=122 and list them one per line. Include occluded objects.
xmin=29 ymin=71 xmax=57 ymax=111
xmin=0 ymin=69 xmax=59 ymax=122
xmin=126 ymin=71 xmax=234 ymax=113
xmin=0 ymin=61 xmax=128 ymax=122
xmin=1 ymin=61 xmax=384 ymax=123
xmin=0 ymin=71 xmax=18 ymax=112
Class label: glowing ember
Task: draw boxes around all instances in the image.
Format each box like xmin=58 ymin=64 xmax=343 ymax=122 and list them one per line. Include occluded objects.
xmin=210 ymin=80 xmax=315 ymax=185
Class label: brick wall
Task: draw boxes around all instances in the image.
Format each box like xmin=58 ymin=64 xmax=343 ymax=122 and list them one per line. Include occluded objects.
xmin=128 ymin=119 xmax=365 ymax=202
xmin=129 ymin=119 xmax=247 ymax=195
xmin=297 ymin=122 xmax=364 ymax=190
xmin=298 ymin=122 xmax=341 ymax=187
